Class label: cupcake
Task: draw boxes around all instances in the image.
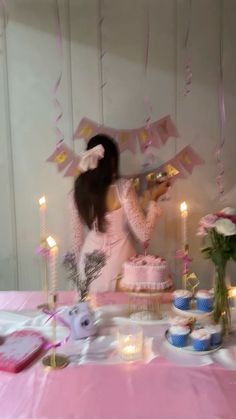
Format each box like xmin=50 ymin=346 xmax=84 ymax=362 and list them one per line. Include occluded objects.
xmin=169 ymin=315 xmax=195 ymax=328
xmin=173 ymin=290 xmax=192 ymax=310
xmin=191 ymin=329 xmax=211 ymax=351
xmin=205 ymin=324 xmax=222 ymax=346
xmin=195 ymin=290 xmax=213 ymax=312
xmin=169 ymin=325 xmax=190 ymax=347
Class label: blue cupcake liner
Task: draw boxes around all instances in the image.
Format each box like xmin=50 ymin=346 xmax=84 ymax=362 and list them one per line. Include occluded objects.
xmin=174 ymin=296 xmax=191 ymax=310
xmin=196 ymin=297 xmax=213 ymax=312
xmin=192 ymin=337 xmax=210 ymax=351
xmin=209 ymin=332 xmax=222 ymax=346
xmin=169 ymin=333 xmax=188 ymax=348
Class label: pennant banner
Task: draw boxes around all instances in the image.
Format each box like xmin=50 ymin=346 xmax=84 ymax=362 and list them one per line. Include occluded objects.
xmin=130 ymin=145 xmax=205 ymax=194
xmin=46 ymin=143 xmax=204 ymax=190
xmin=74 ymin=115 xmax=179 ymax=154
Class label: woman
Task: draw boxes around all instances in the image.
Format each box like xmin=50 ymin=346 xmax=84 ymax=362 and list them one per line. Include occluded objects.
xmin=70 ymin=134 xmax=169 ymax=293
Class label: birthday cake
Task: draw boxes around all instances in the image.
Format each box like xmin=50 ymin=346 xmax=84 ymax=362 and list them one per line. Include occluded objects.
xmin=120 ymin=255 xmax=173 ymax=292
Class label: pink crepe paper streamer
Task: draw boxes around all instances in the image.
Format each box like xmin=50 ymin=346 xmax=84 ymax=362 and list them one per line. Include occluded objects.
xmin=215 ymin=1 xmax=226 ymax=199
xmin=176 ymin=250 xmax=192 ymax=276
xmin=183 ymin=0 xmax=192 ymax=96
xmin=43 ymin=307 xmax=71 ymax=350
xmin=144 ymin=4 xmax=150 ymax=76
xmin=53 ymin=1 xmax=64 ymax=143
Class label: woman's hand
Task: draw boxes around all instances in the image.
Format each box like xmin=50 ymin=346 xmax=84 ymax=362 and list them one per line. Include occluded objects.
xmin=150 ymin=181 xmax=170 ymax=201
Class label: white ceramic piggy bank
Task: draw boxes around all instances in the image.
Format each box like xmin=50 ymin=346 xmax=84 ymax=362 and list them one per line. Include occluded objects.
xmin=66 ymin=302 xmax=97 ymax=340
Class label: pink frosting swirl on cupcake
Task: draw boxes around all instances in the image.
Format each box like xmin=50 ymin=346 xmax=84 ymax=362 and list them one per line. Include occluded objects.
xmin=196 ymin=290 xmax=213 ymax=299
xmin=191 ymin=329 xmax=210 ymax=340
xmin=173 ymin=289 xmax=192 ymax=299
xmin=169 ymin=326 xmax=190 ymax=335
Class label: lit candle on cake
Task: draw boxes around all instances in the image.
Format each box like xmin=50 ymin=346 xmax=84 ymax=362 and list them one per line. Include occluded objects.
xmin=180 ymin=201 xmax=188 ymax=249
xmin=39 ymin=196 xmax=46 ymax=240
xmin=46 ymin=236 xmax=58 ymax=298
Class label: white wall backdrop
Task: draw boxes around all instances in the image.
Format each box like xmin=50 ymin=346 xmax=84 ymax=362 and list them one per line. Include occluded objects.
xmin=0 ymin=0 xmax=236 ymax=291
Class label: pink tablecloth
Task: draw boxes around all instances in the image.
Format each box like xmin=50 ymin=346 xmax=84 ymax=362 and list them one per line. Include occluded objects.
xmin=0 ymin=291 xmax=236 ymax=419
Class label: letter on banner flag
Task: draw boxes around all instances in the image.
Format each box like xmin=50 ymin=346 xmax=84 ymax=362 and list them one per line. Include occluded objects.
xmin=47 ymin=143 xmax=75 ymax=172
xmin=157 ymin=156 xmax=188 ymax=182
xmin=155 ymin=115 xmax=179 ymax=145
xmin=117 ymin=131 xmax=137 ymax=153
xmin=74 ymin=117 xmax=98 ymax=140
xmin=177 ymin=145 xmax=205 ymax=174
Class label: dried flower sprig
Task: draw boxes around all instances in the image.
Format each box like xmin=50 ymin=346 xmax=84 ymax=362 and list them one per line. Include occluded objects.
xmin=62 ymin=250 xmax=106 ymax=301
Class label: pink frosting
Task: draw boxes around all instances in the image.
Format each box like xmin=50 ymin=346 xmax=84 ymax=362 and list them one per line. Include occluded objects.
xmin=121 ymin=254 xmax=172 ymax=291
xmin=196 ymin=290 xmax=213 ymax=299
xmin=169 ymin=326 xmax=190 ymax=335
xmin=169 ymin=316 xmax=192 ymax=327
xmin=191 ymin=329 xmax=210 ymax=340
xmin=173 ymin=290 xmax=192 ymax=298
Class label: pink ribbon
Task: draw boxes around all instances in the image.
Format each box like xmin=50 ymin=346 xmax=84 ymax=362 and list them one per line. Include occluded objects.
xmin=176 ymin=250 xmax=192 ymax=276
xmin=43 ymin=308 xmax=71 ymax=350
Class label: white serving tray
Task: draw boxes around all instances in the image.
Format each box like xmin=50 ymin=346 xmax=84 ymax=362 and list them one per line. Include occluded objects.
xmin=172 ymin=304 xmax=213 ymax=319
xmin=165 ymin=330 xmax=221 ymax=356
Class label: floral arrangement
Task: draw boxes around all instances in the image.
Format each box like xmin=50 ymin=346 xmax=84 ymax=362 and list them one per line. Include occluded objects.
xmin=63 ymin=250 xmax=106 ymax=301
xmin=198 ymin=207 xmax=236 ymax=333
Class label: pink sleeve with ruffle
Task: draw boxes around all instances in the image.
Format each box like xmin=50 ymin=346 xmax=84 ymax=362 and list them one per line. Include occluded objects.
xmin=68 ymin=191 xmax=84 ymax=262
xmin=119 ymin=179 xmax=161 ymax=243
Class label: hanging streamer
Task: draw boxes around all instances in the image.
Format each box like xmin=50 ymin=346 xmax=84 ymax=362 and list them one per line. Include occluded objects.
xmin=183 ymin=0 xmax=192 ymax=96
xmin=98 ymin=0 xmax=106 ymax=125
xmin=216 ymin=0 xmax=226 ymax=199
xmin=53 ymin=0 xmax=64 ymax=143
xmin=0 ymin=0 xmax=8 ymax=54
xmin=142 ymin=2 xmax=155 ymax=166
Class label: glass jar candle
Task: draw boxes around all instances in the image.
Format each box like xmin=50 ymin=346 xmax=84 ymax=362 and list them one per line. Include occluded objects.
xmin=118 ymin=325 xmax=143 ymax=361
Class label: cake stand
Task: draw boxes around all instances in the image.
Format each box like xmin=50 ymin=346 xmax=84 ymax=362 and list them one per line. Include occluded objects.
xmin=126 ymin=291 xmax=168 ymax=321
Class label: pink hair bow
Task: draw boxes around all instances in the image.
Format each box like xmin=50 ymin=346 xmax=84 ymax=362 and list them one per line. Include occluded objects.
xmin=78 ymin=145 xmax=104 ymax=173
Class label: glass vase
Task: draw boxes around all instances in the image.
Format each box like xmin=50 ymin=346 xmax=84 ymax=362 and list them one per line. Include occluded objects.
xmin=214 ymin=262 xmax=231 ymax=335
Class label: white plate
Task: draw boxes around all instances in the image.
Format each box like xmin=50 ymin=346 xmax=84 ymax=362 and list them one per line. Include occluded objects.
xmin=165 ymin=330 xmax=221 ymax=356
xmin=172 ymin=304 xmax=213 ymax=319
xmin=129 ymin=311 xmax=169 ymax=325
xmin=96 ymin=304 xmax=169 ymax=326
xmin=212 ymin=346 xmax=236 ymax=370
xmin=152 ymin=336 xmax=213 ymax=367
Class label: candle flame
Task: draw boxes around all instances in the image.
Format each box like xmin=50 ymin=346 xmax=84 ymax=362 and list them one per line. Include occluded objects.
xmin=229 ymin=288 xmax=236 ymax=297
xmin=46 ymin=236 xmax=57 ymax=248
xmin=39 ymin=196 xmax=46 ymax=206
xmin=180 ymin=201 xmax=188 ymax=212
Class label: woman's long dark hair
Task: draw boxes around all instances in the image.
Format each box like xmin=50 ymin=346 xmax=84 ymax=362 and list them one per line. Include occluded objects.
xmin=74 ymin=134 xmax=120 ymax=232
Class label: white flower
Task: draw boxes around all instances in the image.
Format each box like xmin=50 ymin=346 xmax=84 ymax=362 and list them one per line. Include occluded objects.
xmin=221 ymin=207 xmax=236 ymax=216
xmin=215 ymin=218 xmax=236 ymax=236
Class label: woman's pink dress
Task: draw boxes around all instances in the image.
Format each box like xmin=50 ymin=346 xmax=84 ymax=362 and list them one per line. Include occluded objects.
xmin=69 ymin=178 xmax=160 ymax=292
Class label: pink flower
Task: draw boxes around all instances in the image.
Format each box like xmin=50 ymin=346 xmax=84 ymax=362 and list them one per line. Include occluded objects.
xmin=199 ymin=214 xmax=218 ymax=230
xmin=196 ymin=226 xmax=207 ymax=237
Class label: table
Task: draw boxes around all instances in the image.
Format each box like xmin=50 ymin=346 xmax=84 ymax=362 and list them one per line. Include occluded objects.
xmin=0 ymin=291 xmax=236 ymax=419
